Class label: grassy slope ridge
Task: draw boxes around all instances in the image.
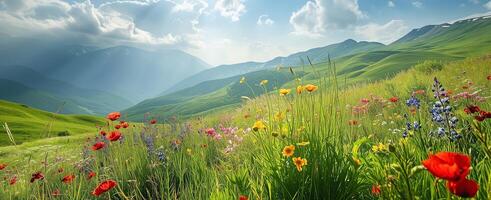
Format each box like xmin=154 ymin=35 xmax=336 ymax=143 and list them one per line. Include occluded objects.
xmin=0 ymin=100 xmax=105 ymax=146
xmin=125 ymin=16 xmax=491 ymax=121
xmin=0 ymin=66 xmax=133 ymax=115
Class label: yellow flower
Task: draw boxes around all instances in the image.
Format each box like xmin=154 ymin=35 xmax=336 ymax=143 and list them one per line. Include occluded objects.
xmin=292 ymin=157 xmax=307 ymax=172
xmin=282 ymin=145 xmax=295 ymax=157
xmin=304 ymin=84 xmax=318 ymax=92
xmin=296 ymin=141 xmax=310 ymax=146
xmin=281 ymin=126 xmax=289 ymax=134
xmin=186 ymin=148 xmax=192 ymax=155
xmin=252 ymin=120 xmax=266 ymax=131
xmin=296 ymin=85 xmax=304 ymax=94
xmin=260 ymin=80 xmax=269 ymax=86
xmin=372 ymin=143 xmax=388 ymax=152
xmin=279 ymin=89 xmax=291 ymax=96
xmin=240 ymin=76 xmax=246 ymax=84
xmin=274 ymin=112 xmax=285 ymax=121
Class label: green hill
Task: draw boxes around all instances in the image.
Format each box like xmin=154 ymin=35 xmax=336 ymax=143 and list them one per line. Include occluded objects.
xmin=0 ymin=100 xmax=104 ymax=146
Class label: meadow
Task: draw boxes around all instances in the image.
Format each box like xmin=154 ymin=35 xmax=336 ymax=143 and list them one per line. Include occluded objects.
xmin=0 ymin=56 xmax=490 ymax=200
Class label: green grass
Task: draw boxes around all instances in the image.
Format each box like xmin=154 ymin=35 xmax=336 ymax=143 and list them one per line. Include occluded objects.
xmin=0 ymin=100 xmax=105 ymax=146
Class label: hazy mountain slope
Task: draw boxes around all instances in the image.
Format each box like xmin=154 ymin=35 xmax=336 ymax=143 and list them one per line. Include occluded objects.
xmin=164 ymin=40 xmax=384 ymax=94
xmin=0 ymin=66 xmax=132 ymax=115
xmin=38 ymin=46 xmax=210 ymax=102
xmin=0 ymin=100 xmax=105 ymax=146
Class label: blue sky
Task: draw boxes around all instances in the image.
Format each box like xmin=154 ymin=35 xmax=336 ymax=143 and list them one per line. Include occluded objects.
xmin=0 ymin=0 xmax=490 ymax=65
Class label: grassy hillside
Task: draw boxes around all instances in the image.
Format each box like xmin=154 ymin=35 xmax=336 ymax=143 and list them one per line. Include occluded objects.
xmin=0 ymin=100 xmax=105 ymax=146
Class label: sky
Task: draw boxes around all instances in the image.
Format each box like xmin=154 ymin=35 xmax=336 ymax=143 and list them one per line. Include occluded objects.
xmin=1 ymin=0 xmax=491 ymax=66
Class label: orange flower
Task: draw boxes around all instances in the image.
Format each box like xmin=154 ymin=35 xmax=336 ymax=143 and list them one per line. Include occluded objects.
xmin=121 ymin=122 xmax=129 ymax=129
xmin=62 ymin=174 xmax=75 ymax=184
xmin=92 ymin=180 xmax=117 ymax=196
xmin=282 ymin=145 xmax=295 ymax=157
xmin=348 ymin=119 xmax=358 ymax=126
xmin=292 ymin=157 xmax=307 ymax=172
xmin=0 ymin=163 xmax=7 ymax=170
xmin=413 ymin=90 xmax=425 ymax=95
xmin=106 ymin=112 xmax=121 ymax=121
xmin=304 ymin=84 xmax=318 ymax=92
xmin=107 ymin=131 xmax=122 ymax=142
xmin=371 ymin=184 xmax=381 ymax=196
xmin=296 ymin=85 xmax=304 ymax=94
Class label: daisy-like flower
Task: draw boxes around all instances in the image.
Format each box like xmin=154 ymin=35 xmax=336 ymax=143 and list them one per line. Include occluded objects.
xmin=252 ymin=120 xmax=266 ymax=131
xmin=282 ymin=145 xmax=295 ymax=157
xmin=304 ymin=84 xmax=318 ymax=92
xmin=279 ymin=89 xmax=291 ymax=96
xmin=293 ymin=157 xmax=307 ymax=172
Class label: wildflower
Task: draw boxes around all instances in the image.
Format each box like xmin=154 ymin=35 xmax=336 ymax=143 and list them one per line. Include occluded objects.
xmin=92 ymin=142 xmax=105 ymax=150
xmin=429 ymin=78 xmax=460 ymax=140
xmin=422 ymin=152 xmax=470 ymax=181
xmin=0 ymin=164 xmax=6 ymax=170
xmin=282 ymin=145 xmax=295 ymax=157
xmin=186 ymin=148 xmax=192 ymax=155
xmin=371 ymin=184 xmax=381 ymax=196
xmin=389 ymin=96 xmax=399 ymax=103
xmin=240 ymin=76 xmax=246 ymax=84
xmin=9 ymin=176 xmax=17 ymax=185
xmin=106 ymin=112 xmax=121 ymax=121
xmin=296 ymin=141 xmax=310 ymax=146
xmin=107 ymin=131 xmax=122 ymax=142
xmin=292 ymin=157 xmax=307 ymax=172
xmin=150 ymin=119 xmax=157 ymax=124
xmin=121 ymin=122 xmax=129 ymax=128
xmin=304 ymin=84 xmax=318 ymax=92
xmin=413 ymin=90 xmax=425 ymax=95
xmin=52 ymin=189 xmax=61 ymax=197
xmin=487 ymin=75 xmax=491 ymax=80
xmin=99 ymin=130 xmax=107 ymax=136
xmin=372 ymin=143 xmax=388 ymax=152
xmin=260 ymin=80 xmax=268 ymax=86
xmin=62 ymin=174 xmax=75 ymax=184
xmin=92 ymin=180 xmax=117 ymax=196
xmin=296 ymin=85 xmax=304 ymax=94
xmin=279 ymin=89 xmax=291 ymax=96
xmin=360 ymin=98 xmax=370 ymax=104
xmin=252 ymin=120 xmax=266 ymax=131
xmin=274 ymin=112 xmax=285 ymax=121
xmin=406 ymin=96 xmax=421 ymax=109
xmin=447 ymin=179 xmax=479 ymax=198
xmin=30 ymin=171 xmax=45 ymax=183
xmin=464 ymin=105 xmax=481 ymax=114
xmin=88 ymin=171 xmax=96 ymax=180
xmin=239 ymin=195 xmax=249 ymax=200
xmin=348 ymin=119 xmax=358 ymax=126
xmin=114 ymin=124 xmax=122 ymax=129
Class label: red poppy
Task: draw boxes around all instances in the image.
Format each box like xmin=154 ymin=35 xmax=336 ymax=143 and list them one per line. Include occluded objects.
xmin=422 ymin=152 xmax=470 ymax=181
xmin=389 ymin=97 xmax=399 ymax=103
xmin=239 ymin=195 xmax=249 ymax=200
xmin=87 ymin=171 xmax=96 ymax=180
xmin=480 ymin=111 xmax=491 ymax=118
xmin=360 ymin=98 xmax=370 ymax=104
xmin=106 ymin=112 xmax=121 ymax=121
xmin=114 ymin=124 xmax=122 ymax=129
xmin=475 ymin=115 xmax=485 ymax=122
xmin=150 ymin=119 xmax=157 ymax=124
xmin=487 ymin=75 xmax=491 ymax=80
xmin=107 ymin=131 xmax=121 ymax=142
xmin=121 ymin=122 xmax=129 ymax=129
xmin=100 ymin=130 xmax=107 ymax=136
xmin=9 ymin=176 xmax=17 ymax=185
xmin=0 ymin=164 xmax=6 ymax=170
xmin=348 ymin=119 xmax=358 ymax=126
xmin=92 ymin=180 xmax=117 ymax=196
xmin=371 ymin=184 xmax=381 ymax=196
xmin=52 ymin=189 xmax=61 ymax=196
xmin=447 ymin=178 xmax=479 ymax=198
xmin=464 ymin=105 xmax=481 ymax=114
xmin=30 ymin=171 xmax=45 ymax=183
xmin=62 ymin=175 xmax=75 ymax=184
xmin=92 ymin=142 xmax=105 ymax=150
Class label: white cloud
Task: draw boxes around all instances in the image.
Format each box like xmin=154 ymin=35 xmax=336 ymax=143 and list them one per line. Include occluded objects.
xmin=257 ymin=14 xmax=274 ymax=26
xmin=469 ymin=0 xmax=480 ymax=4
xmin=388 ymin=1 xmax=395 ymax=7
xmin=214 ymin=0 xmax=246 ymax=22
xmin=412 ymin=1 xmax=423 ymax=8
xmin=485 ymin=1 xmax=491 ymax=9
xmin=289 ymin=0 xmax=365 ymax=36
xmin=354 ymin=20 xmax=409 ymax=44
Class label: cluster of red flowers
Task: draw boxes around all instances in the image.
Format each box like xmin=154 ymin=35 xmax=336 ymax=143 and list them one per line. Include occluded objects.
xmin=464 ymin=105 xmax=491 ymax=122
xmin=423 ymin=152 xmax=479 ymax=198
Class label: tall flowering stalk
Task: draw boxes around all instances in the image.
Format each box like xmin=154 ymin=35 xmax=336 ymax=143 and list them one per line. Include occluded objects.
xmin=429 ymin=77 xmax=461 ymax=141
